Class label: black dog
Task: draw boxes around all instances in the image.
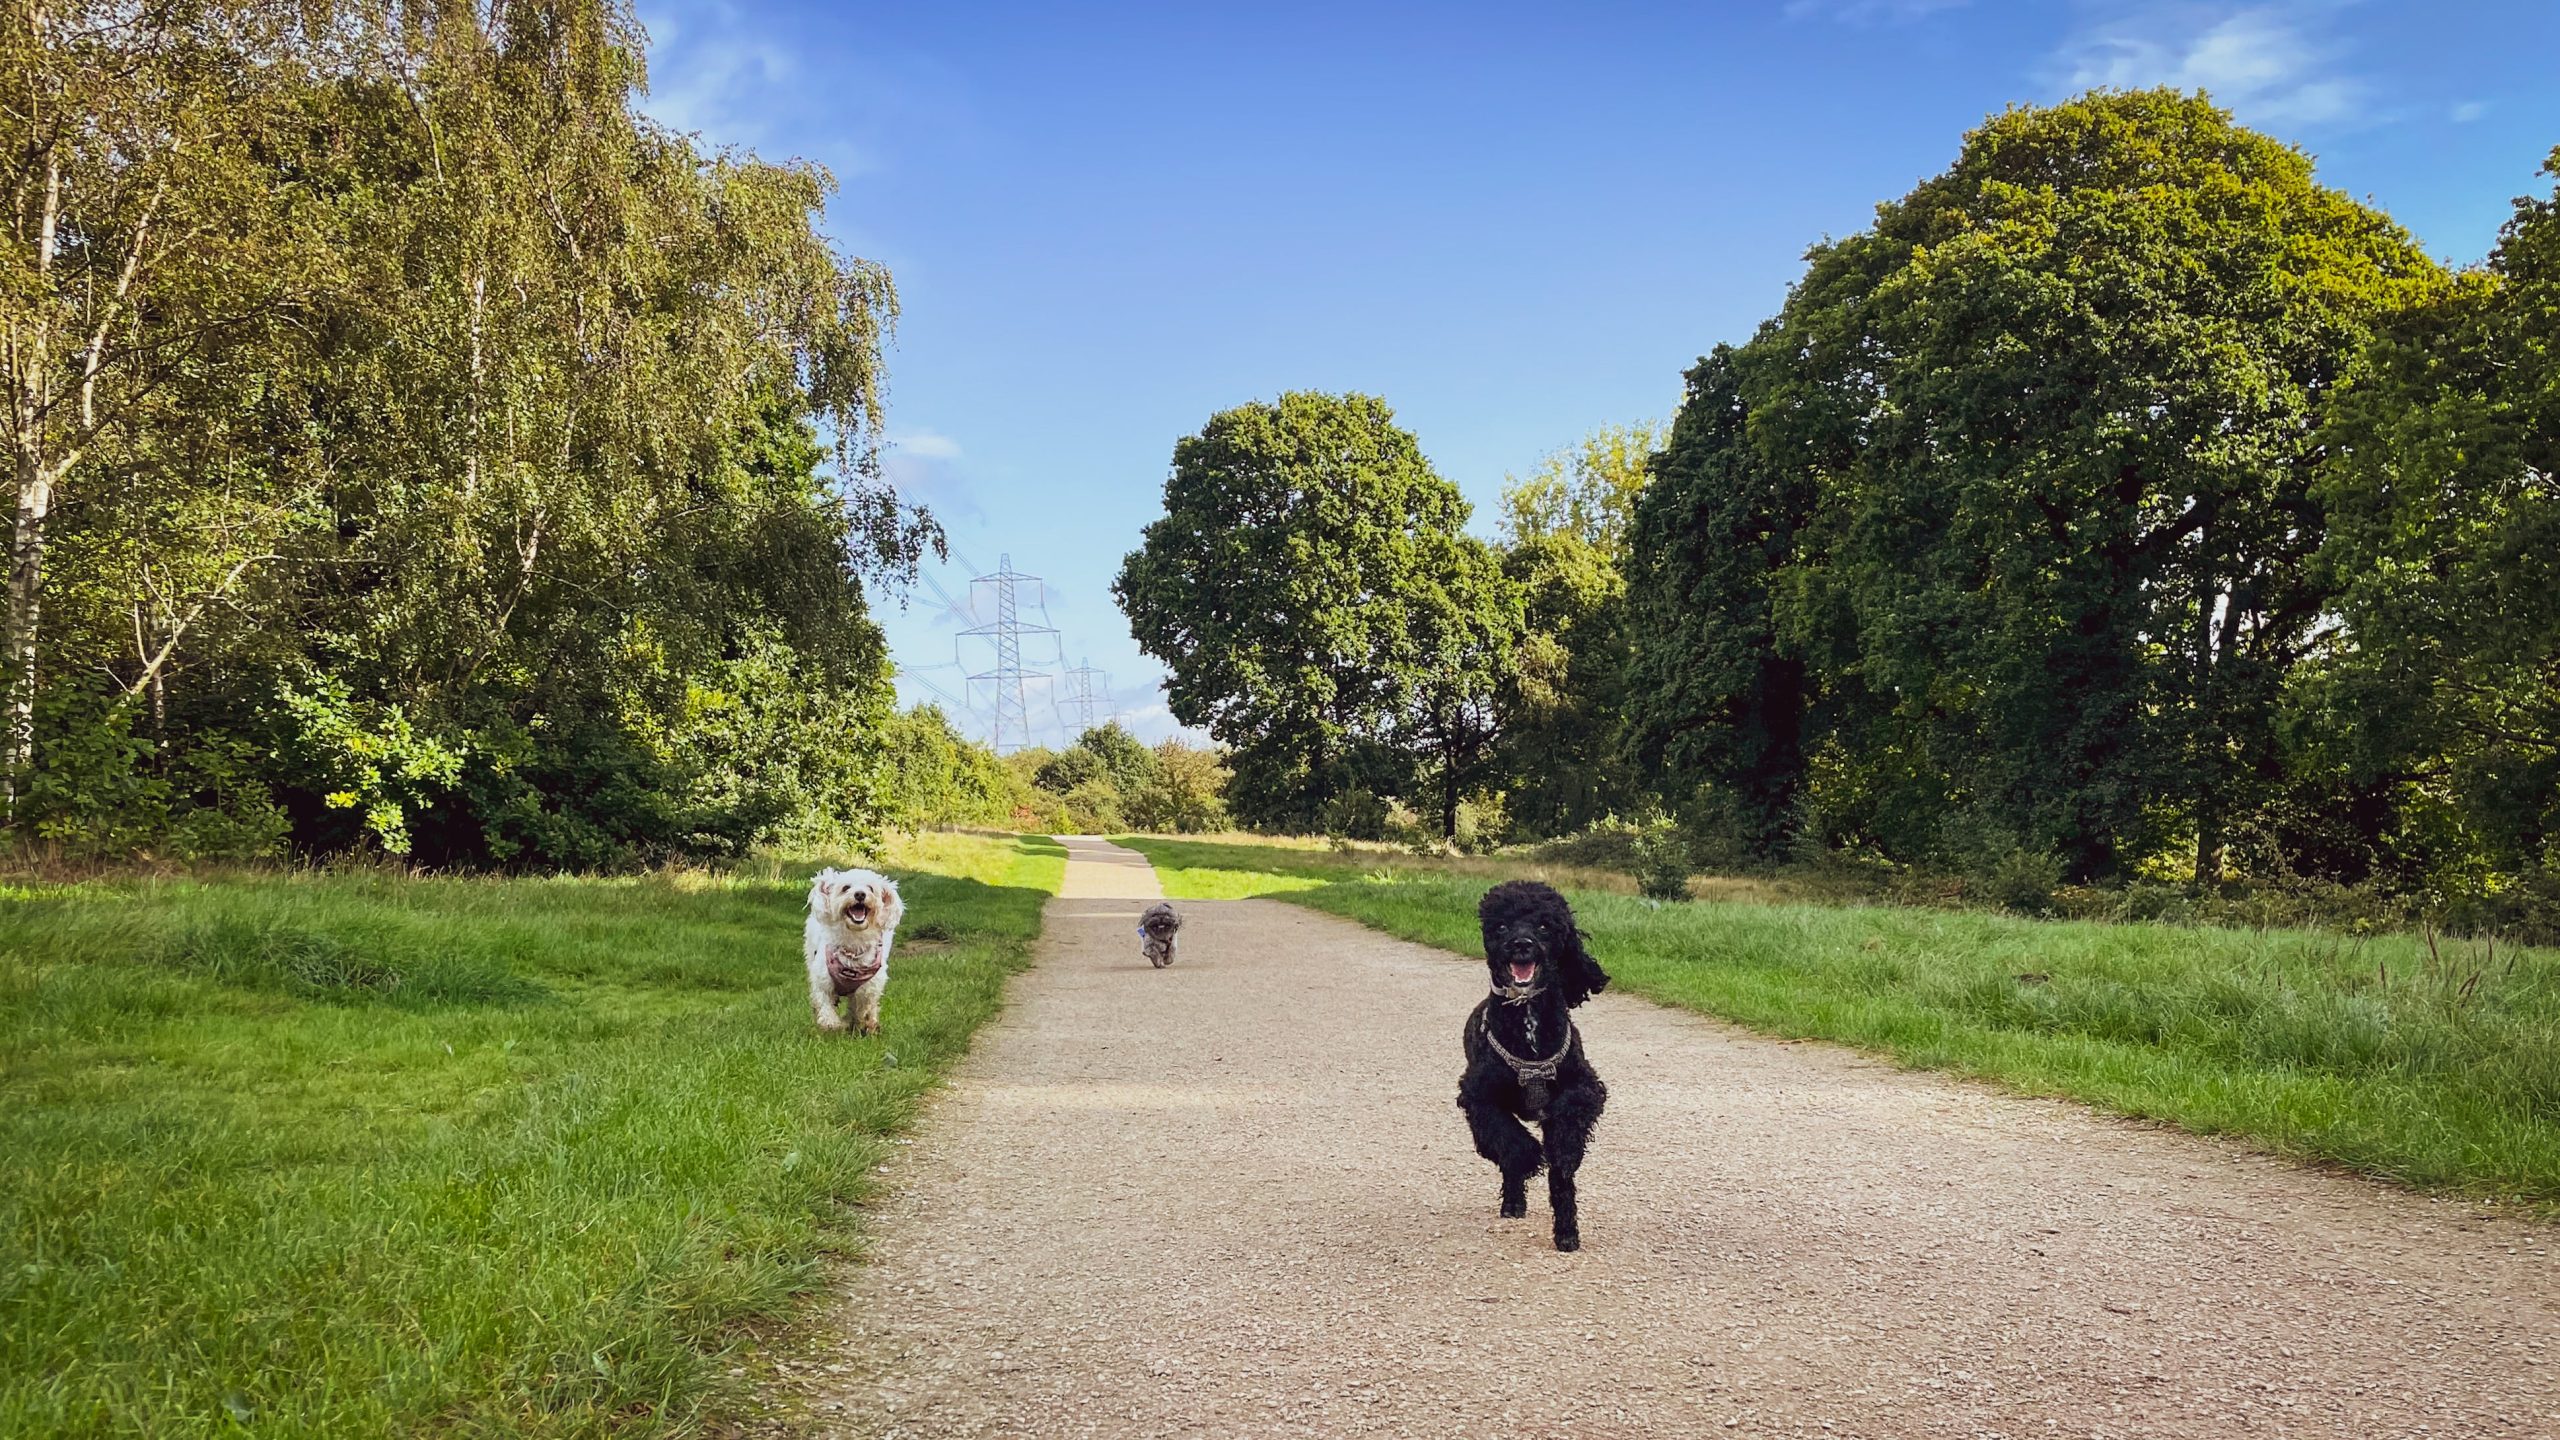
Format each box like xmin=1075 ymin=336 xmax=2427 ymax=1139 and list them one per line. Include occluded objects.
xmin=1458 ymin=880 xmax=1609 ymax=1251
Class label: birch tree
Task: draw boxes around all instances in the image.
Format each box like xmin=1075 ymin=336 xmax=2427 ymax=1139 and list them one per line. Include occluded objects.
xmin=2 ymin=0 xmax=323 ymax=809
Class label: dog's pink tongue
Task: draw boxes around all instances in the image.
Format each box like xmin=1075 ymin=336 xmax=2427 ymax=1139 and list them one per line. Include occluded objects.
xmin=1510 ymin=962 xmax=1537 ymax=983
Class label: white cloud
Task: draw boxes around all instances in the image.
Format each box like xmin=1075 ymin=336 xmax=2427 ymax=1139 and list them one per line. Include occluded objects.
xmin=637 ymin=1 xmax=792 ymax=148
xmin=890 ymin=428 xmax=964 ymax=461
xmin=2450 ymin=100 xmax=2488 ymax=124
xmin=1111 ymin=700 xmax=1212 ymax=747
xmin=637 ymin=0 xmax=885 ymax=176
xmin=2052 ymin=5 xmax=2370 ymax=131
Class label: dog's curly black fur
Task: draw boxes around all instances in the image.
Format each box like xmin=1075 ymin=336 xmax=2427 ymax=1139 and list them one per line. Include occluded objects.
xmin=1458 ymin=879 xmax=1609 ymax=1251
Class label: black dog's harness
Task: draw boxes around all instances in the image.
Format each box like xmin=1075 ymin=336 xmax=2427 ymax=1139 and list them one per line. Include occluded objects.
xmin=1477 ymin=983 xmax=1576 ymax=1117
xmin=1478 ymin=1004 xmax=1575 ymax=1083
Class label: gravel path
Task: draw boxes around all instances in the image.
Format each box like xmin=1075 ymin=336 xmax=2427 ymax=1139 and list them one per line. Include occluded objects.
xmin=809 ymin=837 xmax=2557 ymax=1438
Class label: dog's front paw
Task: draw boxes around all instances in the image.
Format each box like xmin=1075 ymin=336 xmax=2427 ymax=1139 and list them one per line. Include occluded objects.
xmin=856 ymin=1018 xmax=880 ymax=1037
xmin=1553 ymin=1227 xmax=1580 ymax=1253
xmin=1499 ymin=1177 xmax=1528 ymax=1219
xmin=814 ymin=1012 xmax=849 ymax=1033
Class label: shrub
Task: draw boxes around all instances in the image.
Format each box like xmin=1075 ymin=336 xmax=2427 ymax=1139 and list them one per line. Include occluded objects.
xmin=1059 ymin=778 xmax=1126 ymax=834
xmin=1528 ymin=815 xmax=1650 ymax=871
xmin=1383 ymin=801 xmax=1442 ymax=855
xmin=1318 ymin=788 xmax=1392 ymax=842
xmin=1978 ymin=846 xmax=2066 ymax=916
xmin=1452 ymin=792 xmax=1510 ymax=856
xmin=1122 ymin=740 xmax=1231 ymax=833
xmin=1630 ymin=818 xmax=1693 ymax=902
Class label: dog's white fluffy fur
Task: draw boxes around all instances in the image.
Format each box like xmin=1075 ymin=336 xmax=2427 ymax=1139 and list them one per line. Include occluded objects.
xmin=805 ymin=867 xmax=903 ymax=1035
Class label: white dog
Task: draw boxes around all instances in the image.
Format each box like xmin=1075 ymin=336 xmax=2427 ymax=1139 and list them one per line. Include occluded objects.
xmin=804 ymin=867 xmax=903 ymax=1035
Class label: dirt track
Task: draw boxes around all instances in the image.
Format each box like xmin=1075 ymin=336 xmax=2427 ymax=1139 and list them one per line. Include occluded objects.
xmin=809 ymin=837 xmax=2557 ymax=1438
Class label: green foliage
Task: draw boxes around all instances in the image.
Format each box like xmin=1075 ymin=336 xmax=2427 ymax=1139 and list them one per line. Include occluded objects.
xmin=10 ymin=4 xmax=927 ymax=869
xmin=1628 ymin=817 xmax=1694 ymax=903
xmin=2306 ymin=148 xmax=2560 ymax=914
xmin=1036 ymin=722 xmax=1158 ymax=796
xmin=1496 ymin=421 xmax=1664 ymax=553
xmin=1451 ymin=791 xmax=1510 ymax=856
xmin=273 ymin=676 xmax=467 ymax=856
xmin=1490 ymin=422 xmax=1660 ymax=839
xmin=1115 ymin=392 xmax=1521 ymax=834
xmin=0 ymin=833 xmax=1063 ymax=1438
xmin=1625 ymin=92 xmax=2444 ymax=883
xmin=883 ymin=706 xmax=1044 ymax=829
xmin=1019 ymin=724 xmax=1230 ymax=834
xmin=1623 ymin=347 xmax=1815 ymax=860
xmin=1317 ymin=787 xmax=1394 ymax=843
xmin=1124 ymin=739 xmax=1233 ymax=834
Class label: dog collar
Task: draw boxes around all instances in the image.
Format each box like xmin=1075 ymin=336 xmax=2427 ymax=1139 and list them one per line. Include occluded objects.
xmin=1490 ymin=979 xmax=1546 ymax=1004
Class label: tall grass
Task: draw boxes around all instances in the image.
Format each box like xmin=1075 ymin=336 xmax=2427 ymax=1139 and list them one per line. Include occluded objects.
xmin=1126 ymin=836 xmax=2560 ymax=1206
xmin=0 ymin=833 xmax=1063 ymax=1439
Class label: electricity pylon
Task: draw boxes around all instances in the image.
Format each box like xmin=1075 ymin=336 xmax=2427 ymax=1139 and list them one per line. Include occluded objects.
xmin=1061 ymin=657 xmax=1110 ymax=734
xmin=958 ymin=553 xmax=1058 ymax=754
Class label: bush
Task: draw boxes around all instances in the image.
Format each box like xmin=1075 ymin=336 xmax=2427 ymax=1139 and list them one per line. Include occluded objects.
xmin=1059 ymin=778 xmax=1126 ymax=834
xmin=1122 ymin=740 xmax=1231 ymax=833
xmin=1977 ymin=847 xmax=2066 ymax=916
xmin=1452 ymin=792 xmax=1510 ymax=856
xmin=1630 ymin=818 xmax=1694 ymax=902
xmin=1528 ymin=815 xmax=1650 ymax=871
xmin=883 ymin=706 xmax=1039 ymax=829
xmin=1319 ymin=788 xmax=1393 ymax=842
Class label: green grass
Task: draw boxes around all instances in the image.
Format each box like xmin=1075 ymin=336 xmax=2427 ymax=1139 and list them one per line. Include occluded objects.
xmin=1123 ymin=835 xmax=2560 ymax=1208
xmin=0 ymin=832 xmax=1064 ymax=1439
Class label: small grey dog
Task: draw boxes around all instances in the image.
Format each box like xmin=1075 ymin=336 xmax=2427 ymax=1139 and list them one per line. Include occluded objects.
xmin=1138 ymin=902 xmax=1182 ymax=968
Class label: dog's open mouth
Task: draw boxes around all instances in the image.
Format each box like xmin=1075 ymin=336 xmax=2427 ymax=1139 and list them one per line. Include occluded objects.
xmin=1507 ymin=960 xmax=1538 ymax=985
xmin=844 ymin=900 xmax=873 ymax=923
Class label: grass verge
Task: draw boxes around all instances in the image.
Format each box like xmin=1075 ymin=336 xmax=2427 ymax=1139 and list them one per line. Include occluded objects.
xmin=1123 ymin=835 xmax=2560 ymax=1209
xmin=0 ymin=831 xmax=1065 ymax=1439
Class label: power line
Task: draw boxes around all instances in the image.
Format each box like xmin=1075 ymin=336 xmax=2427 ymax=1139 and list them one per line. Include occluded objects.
xmin=917 ymin=568 xmax=977 ymax=625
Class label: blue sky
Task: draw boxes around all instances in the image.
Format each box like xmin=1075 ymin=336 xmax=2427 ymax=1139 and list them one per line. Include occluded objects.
xmin=637 ymin=0 xmax=2560 ymax=749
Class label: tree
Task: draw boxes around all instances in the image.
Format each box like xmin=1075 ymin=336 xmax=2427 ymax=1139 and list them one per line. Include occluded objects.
xmin=1037 ymin=723 xmax=1159 ymax=794
xmin=1395 ymin=533 xmax=1521 ymax=837
xmin=1493 ymin=420 xmax=1662 ymax=838
xmin=1622 ymin=347 xmax=1818 ymax=859
xmin=1497 ymin=421 xmax=1661 ymax=552
xmin=2 ymin=0 xmax=330 ymax=811
xmin=1115 ymin=392 xmax=1508 ymax=831
xmin=1719 ymin=91 xmax=2442 ymax=880
xmin=1125 ymin=737 xmax=1231 ymax=833
xmin=11 ymin=0 xmax=933 ymax=866
xmin=2306 ymin=148 xmax=2560 ymax=905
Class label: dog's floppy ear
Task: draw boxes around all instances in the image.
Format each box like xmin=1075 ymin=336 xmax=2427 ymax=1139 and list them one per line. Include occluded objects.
xmin=876 ymin=877 xmax=903 ymax=931
xmin=1557 ymin=923 xmax=1609 ymax=1008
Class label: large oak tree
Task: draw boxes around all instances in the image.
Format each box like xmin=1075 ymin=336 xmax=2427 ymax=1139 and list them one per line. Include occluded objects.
xmin=1115 ymin=392 xmax=1518 ymax=833
xmin=1626 ymin=91 xmax=2444 ymax=881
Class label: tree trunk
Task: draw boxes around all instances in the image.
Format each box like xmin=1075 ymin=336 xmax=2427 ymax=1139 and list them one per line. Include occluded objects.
xmin=6 ymin=147 xmax=61 ymax=821
xmin=1442 ymin=746 xmax=1460 ymax=839
xmin=5 ymin=464 xmax=52 ymax=816
xmin=2192 ymin=517 xmax=2221 ymax=886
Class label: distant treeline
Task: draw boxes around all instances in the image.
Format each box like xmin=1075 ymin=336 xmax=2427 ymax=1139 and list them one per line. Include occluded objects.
xmin=5 ymin=0 xmax=989 ymax=868
xmin=1120 ymin=92 xmax=2559 ymax=936
xmin=892 ymin=715 xmax=1231 ymax=838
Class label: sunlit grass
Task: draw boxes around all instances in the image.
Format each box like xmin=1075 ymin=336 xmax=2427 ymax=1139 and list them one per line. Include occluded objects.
xmin=1126 ymin=835 xmax=2560 ymax=1208
xmin=0 ymin=832 xmax=1062 ymax=1439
